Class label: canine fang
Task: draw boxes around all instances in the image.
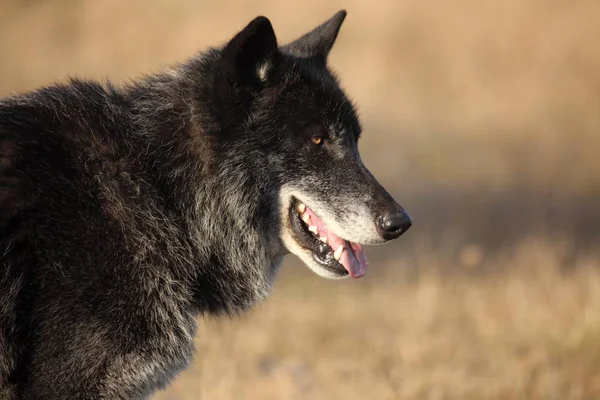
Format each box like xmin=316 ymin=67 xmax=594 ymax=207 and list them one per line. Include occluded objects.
xmin=334 ymin=245 xmax=344 ymax=260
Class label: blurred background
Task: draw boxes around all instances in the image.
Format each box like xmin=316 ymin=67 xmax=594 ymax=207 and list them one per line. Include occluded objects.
xmin=2 ymin=0 xmax=600 ymax=398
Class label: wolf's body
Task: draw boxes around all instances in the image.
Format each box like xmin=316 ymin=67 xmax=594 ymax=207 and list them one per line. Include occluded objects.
xmin=0 ymin=11 xmax=410 ymax=399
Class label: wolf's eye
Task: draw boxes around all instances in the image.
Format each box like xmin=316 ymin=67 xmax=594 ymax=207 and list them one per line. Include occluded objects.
xmin=311 ymin=136 xmax=323 ymax=145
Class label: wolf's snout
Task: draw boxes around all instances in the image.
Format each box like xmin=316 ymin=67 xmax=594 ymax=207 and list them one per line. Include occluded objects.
xmin=376 ymin=208 xmax=412 ymax=240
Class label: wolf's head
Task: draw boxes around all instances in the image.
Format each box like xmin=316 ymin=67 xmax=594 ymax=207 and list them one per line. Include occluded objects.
xmin=207 ymin=11 xmax=411 ymax=280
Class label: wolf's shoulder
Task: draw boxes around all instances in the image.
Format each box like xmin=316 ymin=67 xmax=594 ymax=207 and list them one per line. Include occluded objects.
xmin=0 ymin=79 xmax=142 ymax=223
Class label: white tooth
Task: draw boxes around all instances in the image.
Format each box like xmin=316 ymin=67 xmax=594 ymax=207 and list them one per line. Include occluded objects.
xmin=308 ymin=225 xmax=318 ymax=234
xmin=334 ymin=245 xmax=344 ymax=260
xmin=302 ymin=214 xmax=310 ymax=224
xmin=319 ymin=236 xmax=328 ymax=244
xmin=296 ymin=203 xmax=306 ymax=213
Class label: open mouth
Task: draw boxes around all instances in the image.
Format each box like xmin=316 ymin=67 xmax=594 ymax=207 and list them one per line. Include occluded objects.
xmin=288 ymin=198 xmax=368 ymax=278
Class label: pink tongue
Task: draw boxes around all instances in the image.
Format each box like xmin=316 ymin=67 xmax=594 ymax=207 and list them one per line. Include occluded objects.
xmin=304 ymin=208 xmax=368 ymax=279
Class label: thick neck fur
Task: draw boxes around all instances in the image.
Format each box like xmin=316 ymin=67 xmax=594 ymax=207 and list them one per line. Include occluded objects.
xmin=119 ymin=50 xmax=282 ymax=315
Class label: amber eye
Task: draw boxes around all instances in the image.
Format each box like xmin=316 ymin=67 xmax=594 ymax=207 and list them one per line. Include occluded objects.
xmin=311 ymin=136 xmax=323 ymax=145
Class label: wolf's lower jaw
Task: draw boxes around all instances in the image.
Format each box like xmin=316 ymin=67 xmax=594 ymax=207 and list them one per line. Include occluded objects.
xmin=283 ymin=197 xmax=368 ymax=279
xmin=285 ymin=201 xmax=348 ymax=278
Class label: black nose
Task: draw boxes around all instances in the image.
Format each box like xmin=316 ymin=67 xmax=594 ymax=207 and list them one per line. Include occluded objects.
xmin=376 ymin=210 xmax=412 ymax=240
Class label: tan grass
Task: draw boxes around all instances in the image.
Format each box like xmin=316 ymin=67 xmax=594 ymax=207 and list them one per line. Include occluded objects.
xmin=150 ymin=240 xmax=600 ymax=399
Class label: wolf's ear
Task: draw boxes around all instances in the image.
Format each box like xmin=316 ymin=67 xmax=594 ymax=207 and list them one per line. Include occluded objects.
xmin=220 ymin=16 xmax=278 ymax=87
xmin=282 ymin=10 xmax=347 ymax=66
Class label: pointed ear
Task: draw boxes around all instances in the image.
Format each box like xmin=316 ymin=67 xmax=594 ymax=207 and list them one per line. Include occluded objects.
xmin=220 ymin=16 xmax=278 ymax=86
xmin=282 ymin=10 xmax=347 ymax=65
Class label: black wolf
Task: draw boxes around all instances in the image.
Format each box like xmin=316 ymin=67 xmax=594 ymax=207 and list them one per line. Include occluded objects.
xmin=0 ymin=10 xmax=411 ymax=399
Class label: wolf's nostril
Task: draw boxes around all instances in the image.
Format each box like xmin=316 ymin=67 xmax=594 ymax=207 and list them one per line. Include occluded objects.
xmin=376 ymin=211 xmax=412 ymax=240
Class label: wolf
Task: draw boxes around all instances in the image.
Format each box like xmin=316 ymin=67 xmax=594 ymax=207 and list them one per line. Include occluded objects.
xmin=0 ymin=10 xmax=411 ymax=399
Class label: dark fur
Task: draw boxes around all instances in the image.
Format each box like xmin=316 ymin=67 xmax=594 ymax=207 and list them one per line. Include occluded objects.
xmin=0 ymin=11 xmax=408 ymax=399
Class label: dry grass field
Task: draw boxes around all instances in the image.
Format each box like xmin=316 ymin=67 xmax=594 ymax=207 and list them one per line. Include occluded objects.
xmin=151 ymin=240 xmax=600 ymax=400
xmin=2 ymin=0 xmax=600 ymax=398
